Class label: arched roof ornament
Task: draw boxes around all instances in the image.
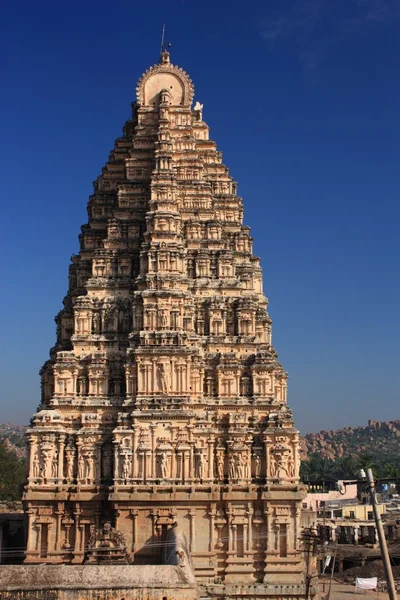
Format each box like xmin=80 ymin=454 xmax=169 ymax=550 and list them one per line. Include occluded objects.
xmin=136 ymin=51 xmax=195 ymax=108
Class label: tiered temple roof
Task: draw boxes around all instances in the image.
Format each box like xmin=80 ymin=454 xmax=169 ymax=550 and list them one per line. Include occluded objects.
xmin=24 ymin=50 xmax=312 ymax=600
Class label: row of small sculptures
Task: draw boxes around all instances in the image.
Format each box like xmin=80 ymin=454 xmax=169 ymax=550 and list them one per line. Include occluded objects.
xmin=31 ymin=444 xmax=296 ymax=483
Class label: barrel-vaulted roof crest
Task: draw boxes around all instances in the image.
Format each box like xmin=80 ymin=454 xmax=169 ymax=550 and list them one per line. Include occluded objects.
xmin=136 ymin=51 xmax=195 ymax=108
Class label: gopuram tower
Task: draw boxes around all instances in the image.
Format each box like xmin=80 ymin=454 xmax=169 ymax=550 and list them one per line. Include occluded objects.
xmin=24 ymin=51 xmax=310 ymax=599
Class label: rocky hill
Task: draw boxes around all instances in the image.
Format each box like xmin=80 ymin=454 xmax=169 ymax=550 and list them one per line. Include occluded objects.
xmin=303 ymin=419 xmax=400 ymax=462
xmin=0 ymin=423 xmax=27 ymax=459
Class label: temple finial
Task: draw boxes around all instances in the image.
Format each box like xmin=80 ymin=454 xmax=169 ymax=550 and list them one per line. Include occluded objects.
xmin=159 ymin=24 xmax=171 ymax=64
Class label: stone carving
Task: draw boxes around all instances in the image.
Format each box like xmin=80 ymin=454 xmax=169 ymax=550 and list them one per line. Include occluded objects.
xmin=85 ymin=522 xmax=129 ymax=564
xmin=159 ymin=451 xmax=169 ymax=479
xmin=228 ymin=454 xmax=235 ymax=479
xmin=40 ymin=450 xmax=52 ymax=480
xmin=120 ymin=453 xmax=132 ymax=480
xmin=32 ymin=453 xmax=40 ymax=478
xmin=216 ymin=452 xmax=224 ymax=480
xmin=92 ymin=311 xmax=101 ymax=333
xmin=25 ymin=50 xmax=307 ymax=599
xmin=157 ymin=362 xmax=170 ymax=393
xmin=102 ymin=446 xmax=112 ymax=479
xmin=65 ymin=447 xmax=75 ymax=481
xmin=269 ymin=445 xmax=294 ymax=480
xmin=78 ymin=454 xmax=85 ymax=480
xmin=253 ymin=451 xmax=262 ymax=479
xmin=196 ymin=452 xmax=205 ymax=480
xmin=51 ymin=450 xmax=58 ymax=478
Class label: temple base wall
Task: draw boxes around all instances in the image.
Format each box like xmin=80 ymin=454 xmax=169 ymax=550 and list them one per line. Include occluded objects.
xmin=0 ymin=565 xmax=198 ymax=600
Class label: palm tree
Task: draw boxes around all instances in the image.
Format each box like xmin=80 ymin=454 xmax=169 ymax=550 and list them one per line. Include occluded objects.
xmin=301 ymin=455 xmax=336 ymax=481
xmin=335 ymin=456 xmax=358 ymax=480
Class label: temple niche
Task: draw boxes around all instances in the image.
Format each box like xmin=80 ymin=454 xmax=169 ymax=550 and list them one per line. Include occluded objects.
xmin=23 ymin=50 xmax=313 ymax=600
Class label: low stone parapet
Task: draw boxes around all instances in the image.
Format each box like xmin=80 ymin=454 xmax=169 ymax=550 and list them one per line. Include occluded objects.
xmin=0 ymin=564 xmax=199 ymax=600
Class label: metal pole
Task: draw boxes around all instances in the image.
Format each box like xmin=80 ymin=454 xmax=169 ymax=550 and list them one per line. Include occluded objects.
xmin=327 ymin=541 xmax=338 ymax=600
xmin=366 ymin=468 xmax=397 ymax=600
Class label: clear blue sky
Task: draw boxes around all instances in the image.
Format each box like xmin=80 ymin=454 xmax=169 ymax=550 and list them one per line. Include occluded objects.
xmin=1 ymin=0 xmax=399 ymax=433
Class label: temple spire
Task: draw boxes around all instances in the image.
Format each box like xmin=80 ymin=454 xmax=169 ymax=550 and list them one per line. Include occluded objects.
xmin=23 ymin=52 xmax=310 ymax=600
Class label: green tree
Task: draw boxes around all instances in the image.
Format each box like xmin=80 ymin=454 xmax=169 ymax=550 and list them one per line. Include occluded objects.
xmin=334 ymin=456 xmax=358 ymax=479
xmin=0 ymin=442 xmax=26 ymax=501
xmin=301 ymin=455 xmax=336 ymax=481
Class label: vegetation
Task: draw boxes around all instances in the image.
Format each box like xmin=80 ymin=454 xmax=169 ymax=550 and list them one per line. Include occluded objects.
xmin=300 ymin=452 xmax=400 ymax=482
xmin=0 ymin=441 xmax=26 ymax=501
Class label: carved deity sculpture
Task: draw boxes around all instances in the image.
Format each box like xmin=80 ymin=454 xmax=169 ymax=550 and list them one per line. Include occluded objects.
xmin=32 ymin=453 xmax=40 ymax=478
xmin=92 ymin=312 xmax=101 ymax=333
xmin=66 ymin=450 xmax=75 ymax=481
xmin=270 ymin=451 xmax=289 ymax=480
xmin=41 ymin=450 xmax=52 ymax=480
xmin=78 ymin=454 xmax=85 ymax=480
xmin=235 ymin=454 xmax=243 ymax=479
xmin=85 ymin=453 xmax=94 ymax=481
xmin=253 ymin=453 xmax=261 ymax=478
xmin=197 ymin=452 xmax=205 ymax=480
xmin=242 ymin=452 xmax=250 ymax=479
xmin=216 ymin=453 xmax=224 ymax=480
xmin=51 ymin=450 xmax=58 ymax=478
xmin=158 ymin=362 xmax=170 ymax=394
xmin=159 ymin=310 xmax=168 ymax=328
xmin=229 ymin=454 xmax=235 ymax=479
xmin=159 ymin=452 xmax=169 ymax=479
xmin=121 ymin=454 xmax=131 ymax=480
xmin=102 ymin=448 xmax=112 ymax=479
xmin=287 ymin=452 xmax=295 ymax=479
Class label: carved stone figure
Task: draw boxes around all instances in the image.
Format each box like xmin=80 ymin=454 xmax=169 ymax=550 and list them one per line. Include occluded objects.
xmin=66 ymin=451 xmax=75 ymax=481
xmin=235 ymin=454 xmax=243 ymax=479
xmin=92 ymin=312 xmax=101 ymax=333
xmin=32 ymin=453 xmax=40 ymax=478
xmin=158 ymin=362 xmax=170 ymax=393
xmin=51 ymin=450 xmax=58 ymax=478
xmin=216 ymin=453 xmax=224 ymax=480
xmin=229 ymin=455 xmax=235 ymax=479
xmin=270 ymin=451 xmax=289 ymax=480
xmin=78 ymin=454 xmax=85 ymax=480
xmin=242 ymin=452 xmax=250 ymax=479
xmin=159 ymin=452 xmax=169 ymax=479
xmin=197 ymin=452 xmax=205 ymax=480
xmin=253 ymin=453 xmax=261 ymax=478
xmin=85 ymin=454 xmax=94 ymax=480
xmin=102 ymin=448 xmax=112 ymax=479
xmin=121 ymin=454 xmax=131 ymax=480
xmin=287 ymin=452 xmax=295 ymax=478
xmin=41 ymin=450 xmax=51 ymax=480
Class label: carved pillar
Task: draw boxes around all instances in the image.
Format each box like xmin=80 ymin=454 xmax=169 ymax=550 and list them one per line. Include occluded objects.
xmin=247 ymin=506 xmax=253 ymax=552
xmin=26 ymin=506 xmax=36 ymax=554
xmin=58 ymin=434 xmax=66 ymax=483
xmin=150 ymin=425 xmax=157 ymax=478
xmin=130 ymin=509 xmax=138 ymax=556
xmin=35 ymin=523 xmax=42 ymax=553
xmin=209 ymin=506 xmax=216 ymax=552
xmin=72 ymin=503 xmax=82 ymax=563
xmin=232 ymin=524 xmax=237 ymax=553
xmin=132 ymin=426 xmax=137 ymax=478
xmin=207 ymin=438 xmax=214 ymax=480
xmin=55 ymin=502 xmax=64 ymax=551
xmin=113 ymin=441 xmax=119 ymax=481
xmin=27 ymin=435 xmax=37 ymax=481
xmin=189 ymin=509 xmax=196 ymax=553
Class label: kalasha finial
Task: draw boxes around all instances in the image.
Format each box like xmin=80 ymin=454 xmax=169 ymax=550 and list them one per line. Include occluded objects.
xmin=159 ymin=24 xmax=172 ymax=64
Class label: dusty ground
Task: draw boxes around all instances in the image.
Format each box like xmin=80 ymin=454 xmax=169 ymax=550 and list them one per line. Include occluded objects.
xmin=325 ymin=581 xmax=392 ymax=600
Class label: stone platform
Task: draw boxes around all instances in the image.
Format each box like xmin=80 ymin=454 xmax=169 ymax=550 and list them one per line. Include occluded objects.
xmin=0 ymin=564 xmax=199 ymax=600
